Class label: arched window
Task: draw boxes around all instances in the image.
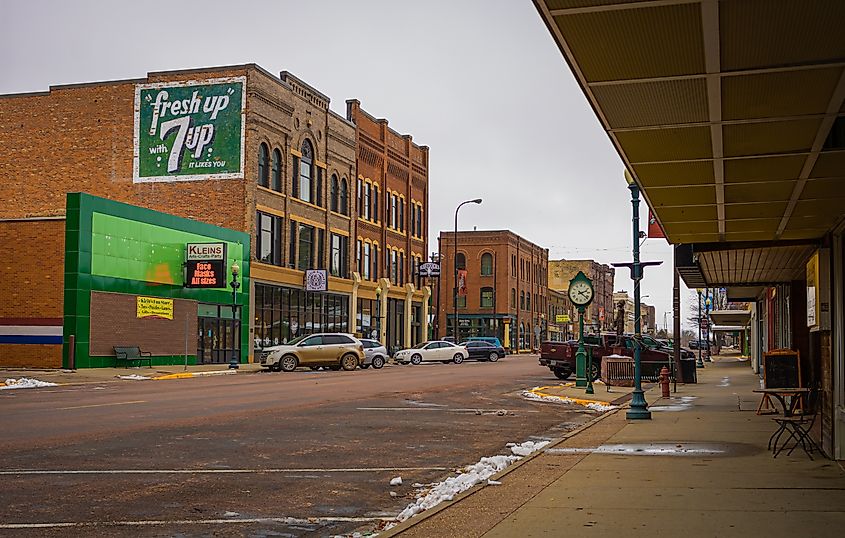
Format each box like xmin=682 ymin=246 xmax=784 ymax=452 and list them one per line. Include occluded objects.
xmin=271 ymin=148 xmax=281 ymax=191
xmin=299 ymin=139 xmax=313 ymax=203
xmin=511 ymin=288 xmax=516 ymax=309
xmin=258 ymin=143 xmax=269 ymax=188
xmin=480 ymin=287 xmax=494 ymax=308
xmin=481 ymin=253 xmax=493 ymax=276
xmin=456 ymin=252 xmax=466 ymax=270
xmin=340 ymin=178 xmax=349 ymax=215
xmin=520 ymin=290 xmax=525 ymax=310
xmin=526 ymin=293 xmax=531 ymax=311
xmin=330 ymin=175 xmax=339 ymax=212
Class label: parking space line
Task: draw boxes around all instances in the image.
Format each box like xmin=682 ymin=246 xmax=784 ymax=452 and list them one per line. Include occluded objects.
xmin=0 ymin=466 xmax=447 ymax=476
xmin=0 ymin=515 xmax=396 ymax=529
xmin=56 ymin=400 xmax=146 ymax=410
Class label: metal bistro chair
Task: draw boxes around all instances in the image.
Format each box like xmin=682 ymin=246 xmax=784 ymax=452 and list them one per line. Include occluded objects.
xmin=772 ymin=385 xmax=821 ymax=460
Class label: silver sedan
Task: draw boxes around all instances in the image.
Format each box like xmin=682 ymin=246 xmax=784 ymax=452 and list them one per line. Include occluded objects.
xmin=359 ymin=339 xmax=388 ymax=369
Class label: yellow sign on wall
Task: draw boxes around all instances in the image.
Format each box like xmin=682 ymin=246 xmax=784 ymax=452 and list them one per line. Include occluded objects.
xmin=556 ymin=314 xmax=570 ymax=323
xmin=137 ymin=296 xmax=174 ymax=320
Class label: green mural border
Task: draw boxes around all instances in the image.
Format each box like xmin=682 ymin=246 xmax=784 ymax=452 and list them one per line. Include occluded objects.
xmin=63 ymin=193 xmax=250 ymax=368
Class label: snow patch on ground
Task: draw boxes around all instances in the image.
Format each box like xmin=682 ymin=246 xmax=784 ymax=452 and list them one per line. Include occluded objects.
xmin=396 ymin=440 xmax=548 ymax=522
xmin=389 ymin=476 xmax=402 ymax=486
xmin=117 ymin=374 xmax=151 ymax=380
xmin=1 ymin=377 xmax=59 ymax=390
xmin=521 ymin=390 xmax=618 ymax=412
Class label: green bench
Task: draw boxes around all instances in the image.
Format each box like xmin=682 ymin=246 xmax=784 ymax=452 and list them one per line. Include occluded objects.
xmin=114 ymin=346 xmax=153 ymax=368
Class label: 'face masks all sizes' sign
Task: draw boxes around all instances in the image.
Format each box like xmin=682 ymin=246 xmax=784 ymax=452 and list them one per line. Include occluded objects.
xmin=134 ymin=77 xmax=245 ymax=182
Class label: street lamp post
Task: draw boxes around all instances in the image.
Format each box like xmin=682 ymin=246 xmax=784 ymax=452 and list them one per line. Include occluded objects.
xmin=613 ymin=172 xmax=661 ymax=420
xmin=453 ymin=198 xmax=482 ymax=343
xmin=697 ymin=290 xmax=704 ymax=368
xmin=229 ymin=263 xmax=240 ymax=370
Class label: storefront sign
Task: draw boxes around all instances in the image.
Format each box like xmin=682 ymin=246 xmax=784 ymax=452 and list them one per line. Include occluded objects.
xmin=185 ymin=242 xmax=227 ymax=288
xmin=137 ymin=296 xmax=174 ymax=320
xmin=134 ymin=77 xmax=245 ymax=183
xmin=555 ymin=314 xmax=570 ymax=323
xmin=305 ymin=270 xmax=328 ymax=291
xmin=419 ymin=262 xmax=441 ymax=277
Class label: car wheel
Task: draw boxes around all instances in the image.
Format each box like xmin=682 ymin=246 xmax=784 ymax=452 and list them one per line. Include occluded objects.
xmin=488 ymin=352 xmax=499 ymax=363
xmin=280 ymin=355 xmax=298 ymax=372
xmin=553 ymin=368 xmax=571 ymax=380
xmin=340 ymin=353 xmax=358 ymax=371
xmin=410 ymin=354 xmax=422 ymax=365
xmin=453 ymin=353 xmax=464 ymax=364
xmin=360 ymin=363 xmax=370 ymax=369
xmin=269 ymin=361 xmax=282 ymax=373
xmin=372 ymin=356 xmax=385 ymax=369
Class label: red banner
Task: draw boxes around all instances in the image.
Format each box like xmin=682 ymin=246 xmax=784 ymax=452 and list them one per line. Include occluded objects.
xmin=457 ymin=269 xmax=468 ymax=297
xmin=647 ymin=210 xmax=666 ymax=238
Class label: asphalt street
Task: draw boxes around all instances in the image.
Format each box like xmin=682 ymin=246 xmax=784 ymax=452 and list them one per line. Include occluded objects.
xmin=0 ymin=355 xmax=598 ymax=537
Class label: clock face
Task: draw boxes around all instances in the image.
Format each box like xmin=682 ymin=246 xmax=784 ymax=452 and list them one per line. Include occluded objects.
xmin=569 ymin=280 xmax=594 ymax=306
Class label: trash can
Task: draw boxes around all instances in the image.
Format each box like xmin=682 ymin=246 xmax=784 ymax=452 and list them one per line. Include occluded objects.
xmin=680 ymin=358 xmax=697 ymax=383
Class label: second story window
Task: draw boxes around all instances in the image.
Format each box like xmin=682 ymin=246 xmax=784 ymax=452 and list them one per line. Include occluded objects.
xmin=256 ymin=211 xmax=282 ymax=266
xmin=480 ymin=287 xmax=494 ymax=308
xmin=297 ymin=223 xmax=314 ymax=271
xmin=330 ymin=233 xmax=348 ymax=278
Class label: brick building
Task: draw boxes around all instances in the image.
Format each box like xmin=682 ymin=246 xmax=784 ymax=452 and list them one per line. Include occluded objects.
xmin=437 ymin=230 xmax=548 ymax=352
xmin=547 ymin=289 xmax=573 ymax=341
xmin=0 ymin=64 xmax=429 ymax=367
xmin=548 ymin=259 xmax=614 ymax=333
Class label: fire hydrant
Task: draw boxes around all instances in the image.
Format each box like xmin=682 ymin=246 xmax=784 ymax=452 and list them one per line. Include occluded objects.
xmin=659 ymin=366 xmax=671 ymax=397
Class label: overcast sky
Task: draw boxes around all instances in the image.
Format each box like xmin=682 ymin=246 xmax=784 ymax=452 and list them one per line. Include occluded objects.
xmin=1 ymin=0 xmax=695 ymax=333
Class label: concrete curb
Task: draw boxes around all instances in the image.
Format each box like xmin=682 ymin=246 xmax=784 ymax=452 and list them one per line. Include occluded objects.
xmin=152 ymin=370 xmax=238 ymax=380
xmin=379 ymin=399 xmax=629 ymax=537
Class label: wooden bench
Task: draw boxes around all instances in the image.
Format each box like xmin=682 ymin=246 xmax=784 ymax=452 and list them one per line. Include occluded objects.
xmin=114 ymin=346 xmax=153 ymax=368
xmin=602 ymin=356 xmax=635 ymax=392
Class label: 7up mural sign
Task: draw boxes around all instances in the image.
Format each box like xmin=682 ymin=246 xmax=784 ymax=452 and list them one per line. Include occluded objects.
xmin=134 ymin=77 xmax=245 ymax=182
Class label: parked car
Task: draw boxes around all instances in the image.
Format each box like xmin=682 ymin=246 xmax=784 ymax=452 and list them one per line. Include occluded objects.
xmin=464 ymin=336 xmax=505 ymax=352
xmin=460 ymin=340 xmax=505 ymax=362
xmin=539 ymin=333 xmax=671 ymax=381
xmin=359 ymin=339 xmax=388 ymax=369
xmin=394 ymin=340 xmax=469 ymax=365
xmin=261 ymin=333 xmax=364 ymax=372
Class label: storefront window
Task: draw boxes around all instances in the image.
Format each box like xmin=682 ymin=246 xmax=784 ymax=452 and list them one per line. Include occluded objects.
xmin=255 ymin=283 xmax=348 ymax=347
xmin=357 ymin=298 xmax=380 ymax=340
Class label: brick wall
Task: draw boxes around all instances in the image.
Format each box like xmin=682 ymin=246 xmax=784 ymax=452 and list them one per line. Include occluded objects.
xmin=0 ymin=67 xmax=252 ymax=232
xmin=89 ymin=291 xmax=198 ymax=357
xmin=0 ymin=219 xmax=64 ymax=368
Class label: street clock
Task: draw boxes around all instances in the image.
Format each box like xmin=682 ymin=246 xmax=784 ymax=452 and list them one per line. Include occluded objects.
xmin=568 ymin=271 xmax=594 ymax=307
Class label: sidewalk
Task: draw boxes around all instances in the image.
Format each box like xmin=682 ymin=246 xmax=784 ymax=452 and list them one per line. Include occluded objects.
xmin=1 ymin=362 xmax=264 ymax=385
xmin=387 ymin=355 xmax=845 ymax=537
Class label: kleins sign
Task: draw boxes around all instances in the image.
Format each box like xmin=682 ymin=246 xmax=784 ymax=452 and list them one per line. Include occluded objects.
xmin=185 ymin=242 xmax=227 ymax=288
xmin=134 ymin=77 xmax=245 ymax=183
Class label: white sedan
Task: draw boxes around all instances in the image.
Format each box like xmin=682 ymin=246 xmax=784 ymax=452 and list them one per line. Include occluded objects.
xmin=393 ymin=340 xmax=469 ymax=365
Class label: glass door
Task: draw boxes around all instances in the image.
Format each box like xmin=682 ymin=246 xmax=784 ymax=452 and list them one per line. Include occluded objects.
xmin=197 ymin=304 xmax=240 ymax=364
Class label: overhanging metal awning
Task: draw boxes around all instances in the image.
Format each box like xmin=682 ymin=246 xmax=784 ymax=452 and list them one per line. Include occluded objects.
xmin=709 ymin=309 xmax=752 ymax=328
xmin=534 ymin=0 xmax=845 ymax=287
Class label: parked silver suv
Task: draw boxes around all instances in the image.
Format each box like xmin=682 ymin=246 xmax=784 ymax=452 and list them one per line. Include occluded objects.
xmin=359 ymin=339 xmax=388 ymax=369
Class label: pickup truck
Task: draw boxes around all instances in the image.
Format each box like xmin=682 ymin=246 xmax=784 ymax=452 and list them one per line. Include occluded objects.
xmin=539 ymin=333 xmax=673 ymax=381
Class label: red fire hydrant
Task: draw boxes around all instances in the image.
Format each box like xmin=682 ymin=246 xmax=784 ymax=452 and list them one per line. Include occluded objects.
xmin=659 ymin=366 xmax=671 ymax=397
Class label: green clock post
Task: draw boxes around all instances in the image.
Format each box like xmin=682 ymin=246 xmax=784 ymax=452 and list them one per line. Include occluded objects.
xmin=568 ymin=271 xmax=595 ymax=392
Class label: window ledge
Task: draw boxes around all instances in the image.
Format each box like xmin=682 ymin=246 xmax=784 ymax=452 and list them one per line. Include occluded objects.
xmin=291 ymin=197 xmax=327 ymax=212
xmin=331 ymin=210 xmax=351 ymax=220
xmin=257 ymin=185 xmax=286 ymax=198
